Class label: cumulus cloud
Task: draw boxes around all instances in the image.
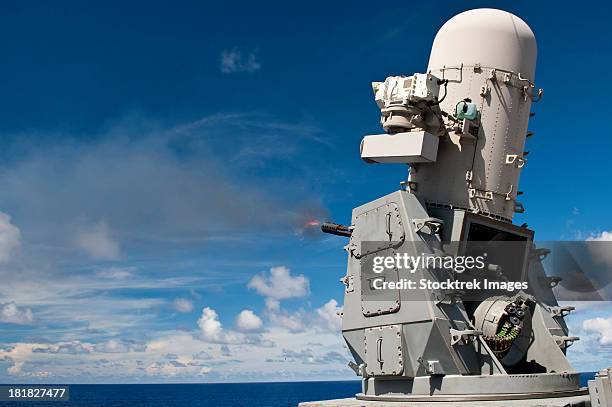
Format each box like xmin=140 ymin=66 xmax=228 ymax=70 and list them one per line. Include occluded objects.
xmin=0 ymin=112 xmax=341 ymax=382
xmin=7 ymin=361 xmax=23 ymax=375
xmin=0 ymin=212 xmax=20 ymax=263
xmin=0 ymin=343 xmax=39 ymax=377
xmin=246 ymin=267 xmax=341 ymax=334
xmin=0 ymin=302 xmax=34 ymax=325
xmin=197 ymin=307 xmax=272 ymax=346
xmin=587 ymin=231 xmax=612 ymax=241
xmin=316 ymin=299 xmax=342 ymax=331
xmin=248 ymin=266 xmax=310 ymax=301
xmin=235 ymin=310 xmax=263 ymax=332
xmin=198 ymin=307 xmax=224 ymax=342
xmin=264 ymin=299 xmax=342 ymax=333
xmin=76 ymin=221 xmax=120 ymax=260
xmin=219 ymin=48 xmax=261 ymax=73
xmin=268 ymin=308 xmax=307 ymax=333
xmin=583 ymin=316 xmax=612 ymax=345
xmin=172 ymin=298 xmax=194 ymax=313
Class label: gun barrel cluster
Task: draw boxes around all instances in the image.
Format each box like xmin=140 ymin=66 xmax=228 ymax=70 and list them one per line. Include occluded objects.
xmin=321 ymin=221 xmax=352 ymax=237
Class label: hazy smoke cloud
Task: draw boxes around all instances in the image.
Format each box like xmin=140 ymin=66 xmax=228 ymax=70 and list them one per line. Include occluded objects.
xmin=0 ymin=114 xmax=329 ymax=255
xmin=76 ymin=221 xmax=121 ymax=260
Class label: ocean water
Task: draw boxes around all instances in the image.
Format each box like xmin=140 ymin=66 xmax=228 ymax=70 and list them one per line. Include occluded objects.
xmin=0 ymin=381 xmax=361 ymax=407
xmin=0 ymin=374 xmax=596 ymax=407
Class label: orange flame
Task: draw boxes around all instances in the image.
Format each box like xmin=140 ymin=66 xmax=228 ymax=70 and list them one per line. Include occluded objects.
xmin=304 ymin=219 xmax=320 ymax=228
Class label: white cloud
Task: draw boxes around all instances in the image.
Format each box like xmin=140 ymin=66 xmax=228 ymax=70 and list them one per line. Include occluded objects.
xmin=269 ymin=309 xmax=307 ymax=333
xmin=0 ymin=323 xmax=352 ymax=382
xmin=196 ymin=307 xmax=246 ymax=344
xmin=192 ymin=350 xmax=212 ymax=360
xmin=248 ymin=266 xmax=310 ymax=301
xmin=197 ymin=307 xmax=271 ymax=346
xmin=0 ymin=212 xmax=20 ymax=263
xmin=0 ymin=113 xmax=327 ymax=254
xmin=316 ymin=299 xmax=342 ymax=332
xmin=143 ymin=354 xmax=213 ymax=378
xmin=0 ymin=302 xmax=34 ymax=325
xmin=93 ymin=339 xmax=146 ymax=354
xmin=0 ymin=111 xmax=346 ymax=383
xmin=264 ymin=299 xmax=342 ymax=333
xmin=33 ymin=341 xmax=92 ymax=355
xmin=76 ymin=221 xmax=120 ymax=260
xmin=583 ymin=316 xmax=612 ymax=345
xmin=146 ymin=361 xmax=181 ymax=377
xmin=7 ymin=361 xmax=23 ymax=375
xmin=587 ymin=231 xmax=612 ymax=241
xmin=235 ymin=310 xmax=263 ymax=332
xmin=172 ymin=298 xmax=194 ymax=313
xmin=220 ymin=48 xmax=261 ymax=73
xmin=0 ymin=343 xmax=38 ymax=377
xmin=265 ymin=298 xmax=280 ymax=311
xmin=198 ymin=307 xmax=223 ymax=342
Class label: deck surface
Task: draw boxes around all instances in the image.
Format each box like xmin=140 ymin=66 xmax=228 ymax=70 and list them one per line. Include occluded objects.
xmin=299 ymin=394 xmax=591 ymax=406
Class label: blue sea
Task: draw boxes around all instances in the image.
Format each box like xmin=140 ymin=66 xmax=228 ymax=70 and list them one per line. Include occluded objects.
xmin=0 ymin=381 xmax=361 ymax=407
xmin=0 ymin=374 xmax=596 ymax=406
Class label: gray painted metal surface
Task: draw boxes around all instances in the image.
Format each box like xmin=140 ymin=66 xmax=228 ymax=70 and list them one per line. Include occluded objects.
xmin=589 ymin=368 xmax=612 ymax=407
xmin=310 ymin=7 xmax=609 ymax=407
xmin=407 ymin=8 xmax=540 ymax=221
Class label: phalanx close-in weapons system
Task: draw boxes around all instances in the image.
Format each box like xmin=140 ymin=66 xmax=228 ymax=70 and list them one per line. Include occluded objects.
xmin=305 ymin=8 xmax=612 ymax=407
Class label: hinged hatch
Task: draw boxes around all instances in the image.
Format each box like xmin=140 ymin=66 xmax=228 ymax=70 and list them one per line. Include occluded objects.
xmin=349 ymin=202 xmax=405 ymax=259
xmin=360 ymin=248 xmax=401 ymax=316
xmin=365 ymin=325 xmax=404 ymax=376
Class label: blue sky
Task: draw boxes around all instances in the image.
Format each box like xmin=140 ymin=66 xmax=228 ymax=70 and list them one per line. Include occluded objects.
xmin=0 ymin=0 xmax=610 ymax=382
